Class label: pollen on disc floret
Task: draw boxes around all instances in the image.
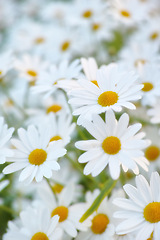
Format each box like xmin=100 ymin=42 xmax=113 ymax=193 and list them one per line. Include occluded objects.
xmin=98 ymin=91 xmax=119 ymax=107
xmin=28 ymin=149 xmax=47 ymax=165
xmin=143 ymin=202 xmax=160 ymax=223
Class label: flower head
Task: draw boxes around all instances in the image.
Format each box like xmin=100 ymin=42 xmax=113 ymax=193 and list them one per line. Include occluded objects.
xmin=76 ymin=110 xmax=150 ymax=179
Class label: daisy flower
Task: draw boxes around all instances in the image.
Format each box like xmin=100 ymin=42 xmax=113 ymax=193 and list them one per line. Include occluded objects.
xmin=3 ymin=125 xmax=66 ymax=184
xmin=58 ymin=57 xmax=98 ymax=94
xmin=3 ymin=206 xmax=62 ymax=240
xmin=119 ymin=43 xmax=160 ymax=72
xmin=69 ymin=63 xmax=143 ymax=125
xmin=14 ymin=54 xmax=48 ymax=84
xmin=147 ymin=99 xmax=160 ymax=124
xmin=76 ymin=189 xmax=116 ymax=240
xmin=0 ymin=117 xmax=14 ymax=164
xmin=25 ymin=91 xmax=70 ymax=125
xmin=113 ymin=172 xmax=160 ymax=240
xmin=111 ymin=0 xmax=148 ymax=26
xmin=32 ymin=59 xmax=82 ymax=97
xmin=39 ymin=161 xmax=81 ymax=202
xmin=46 ymin=112 xmax=75 ymax=147
xmin=38 ymin=183 xmax=86 ymax=238
xmin=75 ymin=110 xmax=150 ymax=179
xmin=71 ymin=0 xmax=108 ymax=26
xmin=138 ymin=63 xmax=160 ymax=106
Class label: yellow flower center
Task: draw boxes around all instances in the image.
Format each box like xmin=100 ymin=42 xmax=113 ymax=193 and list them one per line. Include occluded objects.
xmin=150 ymin=32 xmax=159 ymax=40
xmin=92 ymin=23 xmax=101 ymax=31
xmin=46 ymin=104 xmax=62 ymax=114
xmin=120 ymin=10 xmax=131 ymax=18
xmin=0 ymin=71 xmax=2 ymax=75
xmin=61 ymin=41 xmax=70 ymax=51
xmin=27 ymin=70 xmax=37 ymax=77
xmin=51 ymin=206 xmax=68 ymax=222
xmin=144 ymin=202 xmax=160 ymax=223
xmin=134 ymin=59 xmax=147 ymax=67
xmin=83 ymin=10 xmax=92 ymax=18
xmin=91 ymin=214 xmax=109 ymax=234
xmin=34 ymin=37 xmax=45 ymax=44
xmin=52 ymin=183 xmax=64 ymax=194
xmin=98 ymin=91 xmax=118 ymax=107
xmin=50 ymin=135 xmax=62 ymax=142
xmin=28 ymin=149 xmax=47 ymax=165
xmin=145 ymin=145 xmax=160 ymax=161
xmin=31 ymin=232 xmax=49 ymax=240
xmin=142 ymin=82 xmax=153 ymax=92
xmin=91 ymin=80 xmax=99 ymax=87
xmin=102 ymin=136 xmax=121 ymax=155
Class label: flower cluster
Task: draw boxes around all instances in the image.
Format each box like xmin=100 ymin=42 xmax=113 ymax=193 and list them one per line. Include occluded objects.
xmin=0 ymin=0 xmax=160 ymax=239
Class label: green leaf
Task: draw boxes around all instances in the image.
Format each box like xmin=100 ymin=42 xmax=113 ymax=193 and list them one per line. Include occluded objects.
xmin=80 ymin=178 xmax=117 ymax=222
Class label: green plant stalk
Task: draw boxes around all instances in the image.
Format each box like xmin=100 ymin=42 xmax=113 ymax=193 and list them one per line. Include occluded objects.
xmin=80 ymin=178 xmax=117 ymax=222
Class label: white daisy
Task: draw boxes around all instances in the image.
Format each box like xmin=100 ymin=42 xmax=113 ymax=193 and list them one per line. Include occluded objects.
xmin=0 ymin=117 xmax=14 ymax=164
xmin=119 ymin=43 xmax=160 ymax=72
xmin=143 ymin=126 xmax=160 ymax=173
xmin=138 ymin=63 xmax=160 ymax=106
xmin=69 ymin=63 xmax=142 ymax=125
xmin=57 ymin=57 xmax=98 ymax=94
xmin=25 ymin=91 xmax=70 ymax=125
xmin=76 ymin=189 xmax=116 ymax=240
xmin=46 ymin=112 xmax=75 ymax=147
xmin=3 ymin=206 xmax=62 ymax=240
xmin=70 ymin=0 xmax=108 ymax=26
xmin=147 ymin=99 xmax=160 ymax=124
xmin=113 ymin=172 xmax=160 ymax=240
xmin=111 ymin=0 xmax=148 ymax=26
xmin=14 ymin=54 xmax=48 ymax=84
xmin=38 ymin=183 xmax=86 ymax=238
xmin=3 ymin=125 xmax=66 ymax=184
xmin=32 ymin=59 xmax=82 ymax=97
xmin=75 ymin=110 xmax=150 ymax=179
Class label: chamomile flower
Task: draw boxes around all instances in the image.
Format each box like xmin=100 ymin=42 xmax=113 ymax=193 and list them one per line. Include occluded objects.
xmin=111 ymin=0 xmax=148 ymax=26
xmin=38 ymin=183 xmax=86 ymax=238
xmin=32 ymin=59 xmax=81 ymax=97
xmin=0 ymin=117 xmax=14 ymax=164
xmin=119 ymin=43 xmax=160 ymax=72
xmin=138 ymin=63 xmax=160 ymax=106
xmin=71 ymin=0 xmax=108 ymax=26
xmin=76 ymin=189 xmax=116 ymax=240
xmin=69 ymin=63 xmax=142 ymax=125
xmin=3 ymin=206 xmax=62 ymax=240
xmin=46 ymin=113 xmax=75 ymax=147
xmin=3 ymin=125 xmax=66 ymax=184
xmin=14 ymin=54 xmax=48 ymax=84
xmin=113 ymin=172 xmax=160 ymax=240
xmin=143 ymin=126 xmax=160 ymax=173
xmin=147 ymin=100 xmax=160 ymax=124
xmin=75 ymin=110 xmax=150 ymax=179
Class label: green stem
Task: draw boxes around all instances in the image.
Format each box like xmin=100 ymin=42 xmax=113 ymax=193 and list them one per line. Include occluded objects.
xmin=0 ymin=204 xmax=18 ymax=216
xmin=80 ymin=178 xmax=117 ymax=222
